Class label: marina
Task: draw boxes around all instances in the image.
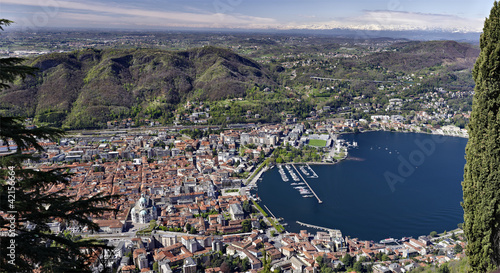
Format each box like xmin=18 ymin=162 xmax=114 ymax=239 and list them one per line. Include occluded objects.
xmin=286 ymin=164 xmax=300 ymax=181
xmin=299 ymin=165 xmax=310 ymax=176
xmin=257 ymin=132 xmax=467 ymax=240
xmin=278 ymin=165 xmax=289 ymax=182
xmin=306 ymin=164 xmax=318 ymax=178
xmin=284 ymin=164 xmax=318 ymax=197
xmin=291 ymin=164 xmax=323 ymax=204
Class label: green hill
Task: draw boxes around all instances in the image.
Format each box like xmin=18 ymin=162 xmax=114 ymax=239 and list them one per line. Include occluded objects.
xmin=0 ymin=40 xmax=479 ymax=129
xmin=0 ymin=46 xmax=275 ymax=129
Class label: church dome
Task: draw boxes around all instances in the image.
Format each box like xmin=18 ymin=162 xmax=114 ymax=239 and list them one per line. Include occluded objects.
xmin=139 ymin=196 xmax=147 ymax=207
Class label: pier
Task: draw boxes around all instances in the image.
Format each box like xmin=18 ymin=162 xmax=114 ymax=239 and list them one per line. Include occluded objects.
xmin=296 ymin=221 xmax=342 ymax=238
xmin=263 ymin=205 xmax=277 ymax=219
xmin=291 ymin=164 xmax=323 ymax=204
xmin=306 ymin=164 xmax=318 ymax=178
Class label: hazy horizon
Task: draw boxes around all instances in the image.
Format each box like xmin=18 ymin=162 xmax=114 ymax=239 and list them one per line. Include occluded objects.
xmin=1 ymin=0 xmax=495 ymax=33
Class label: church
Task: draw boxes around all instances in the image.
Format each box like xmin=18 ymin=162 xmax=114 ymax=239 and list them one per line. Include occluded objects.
xmin=130 ymin=194 xmax=158 ymax=224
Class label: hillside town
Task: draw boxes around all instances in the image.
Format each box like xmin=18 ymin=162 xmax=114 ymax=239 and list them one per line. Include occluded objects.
xmin=0 ymin=118 xmax=467 ymax=273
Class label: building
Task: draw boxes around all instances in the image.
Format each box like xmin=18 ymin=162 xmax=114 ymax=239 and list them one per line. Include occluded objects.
xmin=183 ymin=257 xmax=197 ymax=273
xmin=229 ymin=203 xmax=244 ymax=220
xmin=130 ymin=194 xmax=158 ymax=224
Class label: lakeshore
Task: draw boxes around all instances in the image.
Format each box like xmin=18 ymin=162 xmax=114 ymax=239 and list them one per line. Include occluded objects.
xmin=14 ymin=121 xmax=471 ymax=273
xmin=256 ymin=131 xmax=467 ymax=241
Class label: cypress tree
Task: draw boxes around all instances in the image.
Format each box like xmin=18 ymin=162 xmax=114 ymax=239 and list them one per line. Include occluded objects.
xmin=463 ymin=1 xmax=500 ymax=272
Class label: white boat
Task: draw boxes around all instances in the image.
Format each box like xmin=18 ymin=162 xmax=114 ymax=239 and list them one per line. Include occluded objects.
xmin=299 ymin=166 xmax=310 ymax=176
xmin=401 ymin=237 xmax=411 ymax=242
xmin=306 ymin=165 xmax=318 ymax=178
xmin=379 ymin=238 xmax=398 ymax=244
xmin=278 ymin=165 xmax=289 ymax=182
xmin=287 ymin=166 xmax=300 ymax=181
xmin=299 ymin=189 xmax=311 ymax=195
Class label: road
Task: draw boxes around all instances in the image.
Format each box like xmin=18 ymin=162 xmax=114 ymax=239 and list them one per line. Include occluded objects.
xmin=430 ymin=229 xmax=464 ymax=242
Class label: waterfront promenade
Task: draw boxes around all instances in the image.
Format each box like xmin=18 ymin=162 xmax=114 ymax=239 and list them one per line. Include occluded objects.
xmin=245 ymin=166 xmax=268 ymax=187
xmin=296 ymin=221 xmax=342 ymax=238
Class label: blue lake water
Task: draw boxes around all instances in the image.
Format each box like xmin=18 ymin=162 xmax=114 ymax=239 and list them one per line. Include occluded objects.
xmin=256 ymin=131 xmax=468 ymax=241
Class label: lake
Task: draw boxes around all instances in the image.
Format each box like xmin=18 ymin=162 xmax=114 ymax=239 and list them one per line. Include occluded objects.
xmin=256 ymin=131 xmax=468 ymax=241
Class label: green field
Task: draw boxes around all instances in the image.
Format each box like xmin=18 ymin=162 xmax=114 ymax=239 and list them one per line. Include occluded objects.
xmin=308 ymin=139 xmax=327 ymax=147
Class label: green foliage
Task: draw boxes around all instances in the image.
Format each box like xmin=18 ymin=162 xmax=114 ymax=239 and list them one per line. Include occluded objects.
xmin=353 ymin=261 xmax=363 ymax=272
xmin=149 ymin=219 xmax=157 ymax=229
xmin=189 ymin=226 xmax=197 ymax=234
xmin=0 ymin=118 xmax=118 ymax=272
xmin=259 ymin=219 xmax=268 ymax=229
xmin=194 ymin=209 xmax=220 ymax=219
xmin=342 ymin=253 xmax=354 ymax=268
xmin=0 ymin=32 xmax=478 ymax=129
xmin=437 ymin=263 xmax=451 ymax=273
xmin=2 ymin=46 xmax=275 ymax=129
xmin=0 ymin=21 xmax=37 ymax=90
xmin=248 ymin=161 xmax=267 ymax=182
xmin=261 ymin=249 xmax=273 ymax=273
xmin=381 ymin=254 xmax=390 ymax=261
xmin=0 ymin=22 xmax=116 ymax=273
xmin=462 ymin=2 xmax=500 ymax=272
xmin=203 ymin=252 xmax=248 ymax=272
xmin=316 ymin=255 xmax=334 ymax=273
xmin=267 ymin=217 xmax=285 ymax=233
xmin=273 ymin=145 xmax=323 ymax=163
xmin=241 ymin=219 xmax=252 ymax=232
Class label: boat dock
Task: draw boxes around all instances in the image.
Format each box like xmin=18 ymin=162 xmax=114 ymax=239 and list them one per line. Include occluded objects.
xmin=306 ymin=164 xmax=318 ymax=178
xmin=291 ymin=164 xmax=323 ymax=204
xmin=296 ymin=221 xmax=342 ymax=238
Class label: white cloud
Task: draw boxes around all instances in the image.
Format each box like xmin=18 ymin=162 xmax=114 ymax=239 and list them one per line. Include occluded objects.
xmin=3 ymin=0 xmax=277 ymax=29
xmin=3 ymin=1 xmax=485 ymax=32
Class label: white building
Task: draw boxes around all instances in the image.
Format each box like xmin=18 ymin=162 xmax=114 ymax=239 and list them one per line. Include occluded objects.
xmin=130 ymin=194 xmax=158 ymax=224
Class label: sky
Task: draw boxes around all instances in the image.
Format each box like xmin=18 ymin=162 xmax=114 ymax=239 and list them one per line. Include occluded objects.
xmin=0 ymin=0 xmax=496 ymax=32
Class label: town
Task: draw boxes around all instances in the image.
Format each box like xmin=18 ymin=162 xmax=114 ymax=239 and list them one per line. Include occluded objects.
xmin=0 ymin=116 xmax=468 ymax=273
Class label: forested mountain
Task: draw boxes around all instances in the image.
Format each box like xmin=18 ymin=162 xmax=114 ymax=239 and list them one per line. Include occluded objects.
xmin=0 ymin=40 xmax=479 ymax=129
xmin=0 ymin=46 xmax=275 ymax=128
